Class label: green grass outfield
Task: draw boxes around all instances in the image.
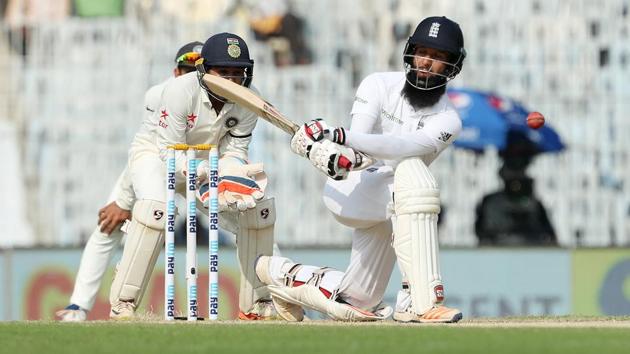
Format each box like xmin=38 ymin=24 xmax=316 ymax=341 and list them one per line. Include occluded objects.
xmin=2 ymin=317 xmax=630 ymax=354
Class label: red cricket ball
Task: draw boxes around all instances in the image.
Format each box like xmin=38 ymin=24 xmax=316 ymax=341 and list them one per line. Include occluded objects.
xmin=527 ymin=111 xmax=545 ymax=129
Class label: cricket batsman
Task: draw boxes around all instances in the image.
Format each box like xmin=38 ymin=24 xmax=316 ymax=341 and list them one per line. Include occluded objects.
xmin=255 ymin=16 xmax=466 ymax=322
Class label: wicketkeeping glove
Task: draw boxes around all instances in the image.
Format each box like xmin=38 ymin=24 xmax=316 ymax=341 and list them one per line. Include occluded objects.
xmin=197 ymin=159 xmax=267 ymax=211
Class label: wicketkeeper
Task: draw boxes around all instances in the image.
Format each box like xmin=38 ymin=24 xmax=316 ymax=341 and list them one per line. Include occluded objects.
xmin=56 ymin=41 xmax=204 ymax=322
xmin=108 ymin=32 xmax=278 ymax=320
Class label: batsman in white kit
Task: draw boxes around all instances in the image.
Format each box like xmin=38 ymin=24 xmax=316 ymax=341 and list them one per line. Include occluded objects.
xmin=56 ymin=41 xmax=204 ymax=322
xmin=255 ymin=16 xmax=466 ymax=322
xmin=108 ymin=32 xmax=277 ymax=320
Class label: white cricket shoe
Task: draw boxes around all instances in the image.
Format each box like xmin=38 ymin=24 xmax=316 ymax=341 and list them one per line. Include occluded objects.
xmin=109 ymin=300 xmax=136 ymax=320
xmin=56 ymin=304 xmax=87 ymax=322
xmin=254 ymin=256 xmax=304 ymax=322
xmin=238 ymin=299 xmax=279 ymax=321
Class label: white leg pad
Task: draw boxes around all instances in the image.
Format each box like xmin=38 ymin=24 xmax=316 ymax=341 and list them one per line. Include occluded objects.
xmin=261 ymin=258 xmax=390 ymax=322
xmin=236 ymin=198 xmax=275 ymax=313
xmin=392 ymin=158 xmax=444 ymax=316
xmin=109 ymin=199 xmax=165 ymax=306
xmin=269 ymin=284 xmax=388 ymax=321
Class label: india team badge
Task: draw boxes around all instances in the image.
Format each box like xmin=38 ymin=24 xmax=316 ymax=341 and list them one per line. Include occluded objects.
xmin=225 ymin=117 xmax=239 ymax=128
xmin=227 ymin=38 xmax=241 ymax=58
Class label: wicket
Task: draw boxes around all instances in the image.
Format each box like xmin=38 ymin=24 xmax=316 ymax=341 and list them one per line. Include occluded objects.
xmin=165 ymin=144 xmax=219 ymax=321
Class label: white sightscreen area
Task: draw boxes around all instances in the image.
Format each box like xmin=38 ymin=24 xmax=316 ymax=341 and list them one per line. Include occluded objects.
xmin=0 ymin=0 xmax=628 ymax=247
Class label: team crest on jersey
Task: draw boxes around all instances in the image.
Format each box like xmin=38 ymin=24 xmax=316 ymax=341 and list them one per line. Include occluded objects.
xmin=227 ymin=38 xmax=241 ymax=58
xmin=186 ymin=113 xmax=198 ymax=129
xmin=439 ymin=131 xmax=452 ymax=142
xmin=225 ymin=117 xmax=239 ymax=128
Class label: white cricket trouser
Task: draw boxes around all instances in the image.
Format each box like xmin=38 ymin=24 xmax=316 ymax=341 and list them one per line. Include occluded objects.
xmin=128 ymin=148 xmax=173 ymax=201
xmin=322 ymin=165 xmax=397 ymax=310
xmin=69 ymin=169 xmax=134 ymax=310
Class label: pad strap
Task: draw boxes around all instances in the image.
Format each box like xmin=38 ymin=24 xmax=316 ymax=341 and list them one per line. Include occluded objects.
xmin=283 ymin=265 xmax=343 ymax=300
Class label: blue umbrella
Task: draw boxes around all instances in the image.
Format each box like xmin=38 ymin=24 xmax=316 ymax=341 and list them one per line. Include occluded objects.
xmin=447 ymin=88 xmax=565 ymax=153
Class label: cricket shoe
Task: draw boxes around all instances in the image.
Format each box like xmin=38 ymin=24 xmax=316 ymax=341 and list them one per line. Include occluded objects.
xmin=238 ymin=300 xmax=281 ymax=321
xmin=56 ymin=304 xmax=87 ymax=322
xmin=393 ymin=288 xmax=462 ymax=323
xmin=253 ymin=255 xmax=304 ymax=322
xmin=109 ymin=300 xmax=136 ymax=320
xmin=393 ymin=305 xmax=462 ymax=323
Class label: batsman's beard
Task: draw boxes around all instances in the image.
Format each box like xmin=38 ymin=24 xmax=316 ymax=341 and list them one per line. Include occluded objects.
xmin=401 ymin=80 xmax=445 ymax=110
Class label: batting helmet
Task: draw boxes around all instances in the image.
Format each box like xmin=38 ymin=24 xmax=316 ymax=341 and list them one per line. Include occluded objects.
xmin=403 ymin=16 xmax=466 ymax=90
xmin=196 ymin=32 xmax=254 ymax=88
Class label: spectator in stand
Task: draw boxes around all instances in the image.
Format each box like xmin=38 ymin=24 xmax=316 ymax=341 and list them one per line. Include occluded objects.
xmin=248 ymin=0 xmax=312 ymax=66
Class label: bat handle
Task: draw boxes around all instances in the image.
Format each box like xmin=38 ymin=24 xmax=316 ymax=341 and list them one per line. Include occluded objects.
xmin=337 ymin=156 xmax=353 ymax=169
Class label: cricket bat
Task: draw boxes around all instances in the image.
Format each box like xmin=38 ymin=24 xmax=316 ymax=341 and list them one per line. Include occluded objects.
xmin=202 ymin=74 xmax=374 ymax=170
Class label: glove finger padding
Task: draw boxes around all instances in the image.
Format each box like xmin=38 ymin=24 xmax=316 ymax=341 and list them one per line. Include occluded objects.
xmin=308 ymin=140 xmax=357 ymax=180
xmin=236 ymin=162 xmax=264 ymax=176
xmin=183 ymin=159 xmax=208 ymax=184
xmin=218 ymin=193 xmax=230 ymax=212
xmin=196 ymin=179 xmax=260 ymax=210
xmin=235 ymin=193 xmax=256 ymax=211
xmin=218 ymin=190 xmax=240 ymax=212
xmin=304 ymin=118 xmax=331 ymax=142
xmin=218 ymin=191 xmax=256 ymax=211
xmin=195 ymin=160 xmax=210 ymax=186
xmin=290 ymin=125 xmax=315 ymax=157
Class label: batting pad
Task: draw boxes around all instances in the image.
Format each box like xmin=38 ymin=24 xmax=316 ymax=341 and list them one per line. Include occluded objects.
xmin=392 ymin=158 xmax=444 ymax=315
xmin=236 ymin=197 xmax=275 ymax=313
xmin=109 ymin=199 xmax=165 ymax=306
xmin=268 ymin=284 xmax=386 ymax=322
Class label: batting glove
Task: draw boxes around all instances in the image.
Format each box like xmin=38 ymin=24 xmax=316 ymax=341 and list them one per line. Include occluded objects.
xmin=308 ymin=139 xmax=357 ymax=180
xmin=290 ymin=119 xmax=346 ymax=158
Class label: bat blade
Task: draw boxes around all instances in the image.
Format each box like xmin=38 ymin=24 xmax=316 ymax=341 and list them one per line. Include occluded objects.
xmin=202 ymin=74 xmax=298 ymax=135
xmin=201 ymin=74 xmax=374 ymax=170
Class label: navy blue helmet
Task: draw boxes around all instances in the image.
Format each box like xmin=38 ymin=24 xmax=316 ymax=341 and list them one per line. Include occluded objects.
xmin=196 ymin=32 xmax=254 ymax=88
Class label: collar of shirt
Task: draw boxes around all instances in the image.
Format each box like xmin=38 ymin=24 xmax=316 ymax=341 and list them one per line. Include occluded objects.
xmin=202 ymin=90 xmax=237 ymax=117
